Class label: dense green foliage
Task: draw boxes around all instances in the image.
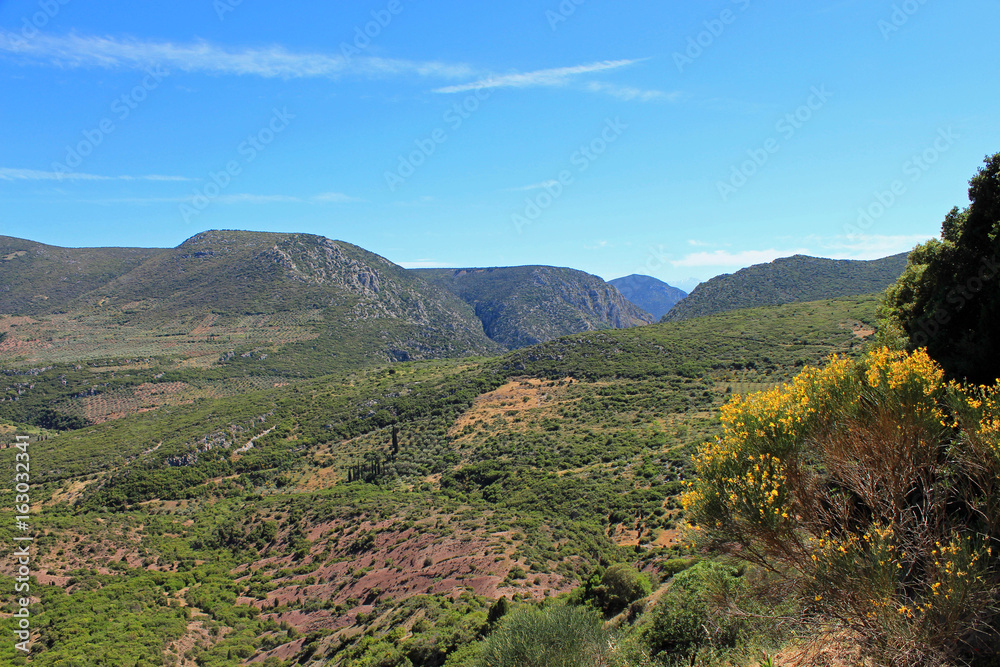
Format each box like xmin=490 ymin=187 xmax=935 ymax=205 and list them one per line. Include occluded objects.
xmin=887 ymin=152 xmax=1000 ymax=384
xmin=476 ymin=605 xmax=621 ymax=667
xmin=664 ymin=254 xmax=907 ymax=322
xmin=592 ymin=563 xmax=652 ymax=617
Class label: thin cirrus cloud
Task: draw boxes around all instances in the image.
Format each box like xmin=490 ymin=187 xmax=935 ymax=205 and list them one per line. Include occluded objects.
xmin=0 ymin=31 xmax=474 ymax=80
xmin=396 ymin=260 xmax=453 ymax=269
xmin=507 ymin=180 xmax=562 ymax=192
xmin=817 ymin=233 xmax=932 ymax=260
xmin=671 ymin=235 xmax=929 ymax=270
xmin=584 ymin=81 xmax=684 ymax=103
xmin=0 ymin=167 xmax=190 ymax=182
xmin=433 ymin=59 xmax=647 ymax=94
xmin=83 ymin=193 xmax=362 ymax=205
xmin=313 ymin=192 xmax=365 ymax=203
xmin=0 ymin=32 xmax=659 ymax=100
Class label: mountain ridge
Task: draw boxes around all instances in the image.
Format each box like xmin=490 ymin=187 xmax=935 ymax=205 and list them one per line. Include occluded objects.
xmin=662 ymin=253 xmax=909 ymax=322
xmin=1 ymin=230 xmax=504 ymax=371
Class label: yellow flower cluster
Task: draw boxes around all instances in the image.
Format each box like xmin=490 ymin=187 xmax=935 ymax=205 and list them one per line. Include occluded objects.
xmin=687 ymin=355 xmax=855 ymax=525
xmin=685 ymin=346 xmax=1000 ymax=642
xmin=864 ymin=347 xmax=945 ymax=395
xmin=955 ymin=383 xmax=1000 ymax=460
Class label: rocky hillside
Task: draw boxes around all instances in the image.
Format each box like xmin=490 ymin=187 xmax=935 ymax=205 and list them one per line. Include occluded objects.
xmin=662 ymin=253 xmax=909 ymax=322
xmin=415 ymin=266 xmax=654 ymax=349
xmin=1 ymin=231 xmax=504 ymax=372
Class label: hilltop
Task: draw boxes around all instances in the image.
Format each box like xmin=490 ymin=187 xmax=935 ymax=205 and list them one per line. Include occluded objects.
xmin=662 ymin=253 xmax=908 ymax=321
xmin=415 ymin=266 xmax=653 ymax=349
xmin=0 ymin=235 xmax=165 ymax=315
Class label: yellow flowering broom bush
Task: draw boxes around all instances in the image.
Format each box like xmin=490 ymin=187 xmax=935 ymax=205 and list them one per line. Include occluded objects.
xmin=684 ymin=348 xmax=1000 ymax=665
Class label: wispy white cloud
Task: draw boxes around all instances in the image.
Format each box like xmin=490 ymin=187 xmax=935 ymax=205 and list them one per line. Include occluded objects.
xmin=585 ymin=81 xmax=684 ymax=103
xmin=508 ymin=180 xmax=561 ymax=192
xmin=0 ymin=33 xmax=662 ymax=104
xmin=397 ymin=260 xmax=451 ymax=269
xmin=687 ymin=239 xmax=713 ymax=247
xmin=672 ymin=248 xmax=810 ymax=269
xmin=671 ymin=235 xmax=927 ymax=271
xmin=0 ymin=32 xmax=474 ymax=80
xmin=313 ymin=192 xmax=364 ymax=203
xmin=433 ymin=59 xmax=641 ymax=94
xmin=81 ymin=192 xmax=362 ymax=205
xmin=0 ymin=167 xmax=189 ymax=182
xmin=393 ymin=196 xmax=437 ymax=207
xmin=813 ymin=233 xmax=932 ymax=260
xmin=216 ymin=194 xmax=302 ymax=204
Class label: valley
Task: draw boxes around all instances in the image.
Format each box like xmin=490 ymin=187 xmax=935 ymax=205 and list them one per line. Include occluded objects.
xmin=0 ymin=234 xmax=883 ymax=664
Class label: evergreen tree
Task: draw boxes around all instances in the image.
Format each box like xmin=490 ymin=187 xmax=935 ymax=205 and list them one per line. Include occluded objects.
xmin=887 ymin=152 xmax=1000 ymax=382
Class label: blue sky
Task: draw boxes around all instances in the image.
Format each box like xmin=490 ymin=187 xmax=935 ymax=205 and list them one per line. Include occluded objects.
xmin=1 ymin=0 xmax=997 ymax=290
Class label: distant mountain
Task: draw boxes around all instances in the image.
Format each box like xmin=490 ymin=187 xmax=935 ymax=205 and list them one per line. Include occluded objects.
xmin=609 ymin=275 xmax=688 ymax=320
xmin=414 ymin=266 xmax=654 ymax=349
xmin=662 ymin=253 xmax=909 ymax=322
xmin=1 ymin=231 xmax=503 ymax=371
xmin=0 ymin=236 xmax=164 ymax=315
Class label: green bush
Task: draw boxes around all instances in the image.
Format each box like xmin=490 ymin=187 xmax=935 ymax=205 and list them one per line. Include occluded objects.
xmin=477 ymin=605 xmax=615 ymax=667
xmin=644 ymin=561 xmax=748 ymax=659
xmin=594 ymin=563 xmax=651 ymax=617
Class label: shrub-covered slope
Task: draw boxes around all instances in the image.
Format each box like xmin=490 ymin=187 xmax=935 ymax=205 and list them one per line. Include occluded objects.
xmin=0 ymin=296 xmax=878 ymax=665
xmin=0 ymin=235 xmax=164 ymax=315
xmin=663 ymin=253 xmax=908 ymax=322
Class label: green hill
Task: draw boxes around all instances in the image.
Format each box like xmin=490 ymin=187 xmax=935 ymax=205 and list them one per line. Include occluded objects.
xmin=0 ymin=235 xmax=164 ymax=315
xmin=662 ymin=253 xmax=908 ymax=322
xmin=415 ymin=266 xmax=654 ymax=349
xmin=609 ymin=275 xmax=687 ymax=320
xmin=1 ymin=231 xmax=503 ymax=374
